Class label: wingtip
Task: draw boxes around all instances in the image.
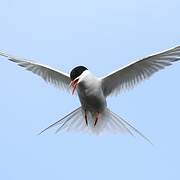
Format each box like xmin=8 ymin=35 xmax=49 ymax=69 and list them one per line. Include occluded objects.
xmin=0 ymin=51 xmax=19 ymax=62
xmin=0 ymin=51 xmax=10 ymax=58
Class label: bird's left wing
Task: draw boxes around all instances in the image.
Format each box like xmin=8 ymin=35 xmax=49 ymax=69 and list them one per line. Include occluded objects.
xmin=101 ymin=46 xmax=180 ymax=97
xmin=0 ymin=51 xmax=71 ymax=92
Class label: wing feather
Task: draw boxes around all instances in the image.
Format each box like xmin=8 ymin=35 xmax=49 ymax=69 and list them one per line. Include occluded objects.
xmin=101 ymin=46 xmax=180 ymax=96
xmin=0 ymin=51 xmax=71 ymax=91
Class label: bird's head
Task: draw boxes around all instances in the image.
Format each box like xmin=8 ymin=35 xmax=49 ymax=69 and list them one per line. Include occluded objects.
xmin=69 ymin=66 xmax=88 ymax=94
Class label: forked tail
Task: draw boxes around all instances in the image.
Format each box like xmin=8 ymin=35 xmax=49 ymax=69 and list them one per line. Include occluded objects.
xmin=38 ymin=107 xmax=152 ymax=144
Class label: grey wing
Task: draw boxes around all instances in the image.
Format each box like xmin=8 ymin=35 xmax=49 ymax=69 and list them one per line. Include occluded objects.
xmin=0 ymin=51 xmax=71 ymax=91
xmin=101 ymin=46 xmax=180 ymax=97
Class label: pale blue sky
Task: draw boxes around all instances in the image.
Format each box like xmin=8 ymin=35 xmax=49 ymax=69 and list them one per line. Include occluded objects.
xmin=0 ymin=0 xmax=180 ymax=179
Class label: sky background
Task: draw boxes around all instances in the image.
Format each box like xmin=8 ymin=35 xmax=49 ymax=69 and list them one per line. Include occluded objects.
xmin=0 ymin=0 xmax=180 ymax=179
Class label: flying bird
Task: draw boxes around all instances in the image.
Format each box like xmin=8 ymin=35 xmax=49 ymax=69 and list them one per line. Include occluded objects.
xmin=1 ymin=46 xmax=180 ymax=143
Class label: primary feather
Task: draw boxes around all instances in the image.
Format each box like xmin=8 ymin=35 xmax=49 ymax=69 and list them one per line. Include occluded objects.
xmin=0 ymin=51 xmax=71 ymax=91
xmin=101 ymin=46 xmax=180 ymax=96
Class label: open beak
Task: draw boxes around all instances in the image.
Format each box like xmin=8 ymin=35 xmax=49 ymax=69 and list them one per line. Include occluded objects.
xmin=69 ymin=79 xmax=79 ymax=95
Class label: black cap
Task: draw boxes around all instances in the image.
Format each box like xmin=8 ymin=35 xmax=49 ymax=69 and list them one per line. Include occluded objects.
xmin=70 ymin=66 xmax=88 ymax=80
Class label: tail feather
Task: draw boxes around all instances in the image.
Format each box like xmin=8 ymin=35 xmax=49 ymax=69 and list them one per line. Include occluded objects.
xmin=55 ymin=108 xmax=84 ymax=133
xmin=38 ymin=107 xmax=81 ymax=135
xmin=107 ymin=110 xmax=134 ymax=136
xmin=38 ymin=107 xmax=152 ymax=144
xmin=107 ymin=109 xmax=153 ymax=144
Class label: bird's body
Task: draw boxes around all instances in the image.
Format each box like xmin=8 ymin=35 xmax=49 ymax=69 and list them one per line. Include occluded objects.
xmin=77 ymin=70 xmax=106 ymax=114
xmin=1 ymin=46 xmax=180 ymax=143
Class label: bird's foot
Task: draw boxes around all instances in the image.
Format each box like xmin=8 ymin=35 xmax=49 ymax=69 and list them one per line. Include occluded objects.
xmin=94 ymin=112 xmax=99 ymax=127
xmin=85 ymin=110 xmax=88 ymax=126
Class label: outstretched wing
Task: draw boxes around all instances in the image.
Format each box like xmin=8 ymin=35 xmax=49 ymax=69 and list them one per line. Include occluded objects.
xmin=0 ymin=51 xmax=71 ymax=91
xmin=101 ymin=46 xmax=180 ymax=97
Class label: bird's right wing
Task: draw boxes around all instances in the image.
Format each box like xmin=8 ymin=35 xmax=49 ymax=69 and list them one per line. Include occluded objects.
xmin=0 ymin=51 xmax=71 ymax=92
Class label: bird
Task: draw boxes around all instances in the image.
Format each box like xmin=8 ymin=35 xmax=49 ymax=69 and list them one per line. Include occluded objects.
xmin=0 ymin=46 xmax=180 ymax=144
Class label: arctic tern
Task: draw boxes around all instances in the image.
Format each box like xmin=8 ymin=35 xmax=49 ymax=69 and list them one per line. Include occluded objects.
xmin=1 ymin=46 xmax=180 ymax=143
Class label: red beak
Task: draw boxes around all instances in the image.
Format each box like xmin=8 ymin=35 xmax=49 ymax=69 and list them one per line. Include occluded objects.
xmin=69 ymin=79 xmax=79 ymax=95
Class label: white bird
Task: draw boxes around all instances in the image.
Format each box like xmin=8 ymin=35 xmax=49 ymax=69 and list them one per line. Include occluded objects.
xmin=1 ymin=46 xmax=180 ymax=143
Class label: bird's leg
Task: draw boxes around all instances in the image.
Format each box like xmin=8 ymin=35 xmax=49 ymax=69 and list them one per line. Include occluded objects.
xmin=85 ymin=110 xmax=88 ymax=126
xmin=94 ymin=112 xmax=99 ymax=127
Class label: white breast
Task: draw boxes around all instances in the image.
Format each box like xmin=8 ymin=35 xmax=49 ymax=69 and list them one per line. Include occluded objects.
xmin=77 ymin=71 xmax=107 ymax=112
